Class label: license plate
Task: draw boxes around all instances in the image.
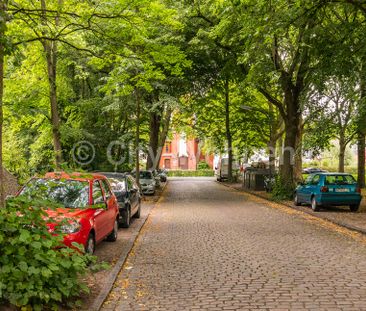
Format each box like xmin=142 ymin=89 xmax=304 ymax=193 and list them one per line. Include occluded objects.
xmin=335 ymin=188 xmax=349 ymax=193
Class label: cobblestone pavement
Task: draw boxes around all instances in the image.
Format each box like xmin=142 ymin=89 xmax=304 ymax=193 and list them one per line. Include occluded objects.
xmin=101 ymin=177 xmax=366 ymax=311
xmin=226 ymin=182 xmax=366 ymax=234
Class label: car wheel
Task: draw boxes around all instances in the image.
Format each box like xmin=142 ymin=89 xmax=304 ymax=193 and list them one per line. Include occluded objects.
xmin=85 ymin=233 xmax=95 ymax=254
xmin=107 ymin=219 xmax=118 ymax=242
xmin=294 ymin=193 xmax=301 ymax=206
xmin=120 ymin=208 xmax=131 ymax=228
xmin=311 ymin=196 xmax=320 ymax=212
xmin=133 ymin=201 xmax=141 ymax=219
xmin=350 ymin=204 xmax=360 ymax=212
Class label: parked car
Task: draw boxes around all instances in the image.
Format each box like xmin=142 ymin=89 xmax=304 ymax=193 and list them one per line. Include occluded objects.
xmin=302 ymin=167 xmax=327 ymax=174
xmin=215 ymin=158 xmax=228 ymax=181
xmin=294 ymin=173 xmax=362 ymax=212
xmin=215 ymin=158 xmax=240 ymax=181
xmin=17 ymin=172 xmax=120 ymax=254
xmin=151 ymin=170 xmax=162 ymax=187
xmin=157 ymin=169 xmax=167 ymax=182
xmin=100 ymin=172 xmax=141 ymax=228
xmin=138 ymin=170 xmax=157 ymax=195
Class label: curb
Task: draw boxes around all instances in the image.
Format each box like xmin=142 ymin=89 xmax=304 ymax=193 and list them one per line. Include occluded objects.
xmin=219 ymin=181 xmax=366 ymax=236
xmin=90 ymin=182 xmax=168 ymax=311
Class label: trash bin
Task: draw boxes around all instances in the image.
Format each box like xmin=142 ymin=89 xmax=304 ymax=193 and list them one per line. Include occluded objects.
xmin=243 ymin=168 xmax=256 ymax=189
xmin=243 ymin=169 xmax=271 ymax=191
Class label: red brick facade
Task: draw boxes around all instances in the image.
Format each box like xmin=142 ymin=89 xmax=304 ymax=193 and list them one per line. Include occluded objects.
xmin=159 ymin=133 xmax=214 ymax=170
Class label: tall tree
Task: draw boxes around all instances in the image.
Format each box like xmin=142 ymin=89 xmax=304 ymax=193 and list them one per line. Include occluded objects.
xmin=40 ymin=0 xmax=63 ymax=167
xmin=0 ymin=0 xmax=7 ymax=206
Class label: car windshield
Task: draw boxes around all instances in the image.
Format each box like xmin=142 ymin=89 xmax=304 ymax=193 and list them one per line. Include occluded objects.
xmin=19 ymin=178 xmax=89 ymax=208
xmin=108 ymin=178 xmax=127 ymax=192
xmin=325 ymin=175 xmax=356 ymax=185
xmin=140 ymin=171 xmax=153 ymax=179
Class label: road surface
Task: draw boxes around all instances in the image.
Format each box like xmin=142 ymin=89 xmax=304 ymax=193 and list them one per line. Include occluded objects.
xmin=102 ymin=177 xmax=366 ymax=311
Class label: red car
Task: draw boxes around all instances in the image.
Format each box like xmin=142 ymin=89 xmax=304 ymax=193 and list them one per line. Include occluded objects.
xmin=18 ymin=172 xmax=120 ymax=254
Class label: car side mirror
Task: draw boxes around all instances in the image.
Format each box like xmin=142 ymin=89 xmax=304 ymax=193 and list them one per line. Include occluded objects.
xmin=297 ymin=181 xmax=304 ymax=186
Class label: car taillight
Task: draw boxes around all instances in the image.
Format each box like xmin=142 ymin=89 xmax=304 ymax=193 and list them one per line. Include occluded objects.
xmin=320 ymin=186 xmax=329 ymax=193
xmin=357 ymin=187 xmax=361 ymax=194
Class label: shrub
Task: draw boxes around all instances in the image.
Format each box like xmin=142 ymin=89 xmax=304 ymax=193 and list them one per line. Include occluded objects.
xmin=0 ymin=197 xmax=95 ymax=310
xmin=168 ymin=169 xmax=214 ymax=177
xmin=197 ymin=161 xmax=210 ymax=170
xmin=271 ymin=174 xmax=295 ymax=200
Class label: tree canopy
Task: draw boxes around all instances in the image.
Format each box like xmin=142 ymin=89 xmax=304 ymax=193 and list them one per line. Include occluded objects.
xmin=1 ymin=0 xmax=366 ymax=202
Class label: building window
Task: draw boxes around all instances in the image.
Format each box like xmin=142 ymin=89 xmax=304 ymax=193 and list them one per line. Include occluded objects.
xmin=165 ymin=142 xmax=172 ymax=153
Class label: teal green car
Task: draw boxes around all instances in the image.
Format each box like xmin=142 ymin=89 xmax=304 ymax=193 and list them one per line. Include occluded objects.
xmin=294 ymin=173 xmax=362 ymax=212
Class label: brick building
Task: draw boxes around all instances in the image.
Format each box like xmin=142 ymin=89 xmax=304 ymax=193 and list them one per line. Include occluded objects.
xmin=159 ymin=133 xmax=214 ymax=170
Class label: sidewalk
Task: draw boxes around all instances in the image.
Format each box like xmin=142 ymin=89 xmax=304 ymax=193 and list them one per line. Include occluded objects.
xmin=224 ymin=182 xmax=366 ymax=235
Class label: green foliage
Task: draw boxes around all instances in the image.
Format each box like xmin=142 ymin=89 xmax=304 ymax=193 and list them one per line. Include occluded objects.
xmin=2 ymin=0 xmax=190 ymax=178
xmin=0 ymin=197 xmax=94 ymax=309
xmin=197 ymin=161 xmax=210 ymax=170
xmin=168 ymin=169 xmax=214 ymax=177
xmin=271 ymin=175 xmax=295 ymax=201
xmin=2 ymin=0 xmax=366 ymax=188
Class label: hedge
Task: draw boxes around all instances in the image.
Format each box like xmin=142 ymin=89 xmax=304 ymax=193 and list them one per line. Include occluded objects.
xmin=167 ymin=169 xmax=214 ymax=177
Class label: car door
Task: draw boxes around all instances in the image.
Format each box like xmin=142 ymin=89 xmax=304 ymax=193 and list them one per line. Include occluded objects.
xmin=303 ymin=174 xmax=320 ymax=203
xmin=100 ymin=178 xmax=118 ymax=226
xmin=127 ymin=176 xmax=138 ymax=214
xmin=297 ymin=175 xmax=311 ymax=202
xmin=92 ymin=180 xmax=110 ymax=242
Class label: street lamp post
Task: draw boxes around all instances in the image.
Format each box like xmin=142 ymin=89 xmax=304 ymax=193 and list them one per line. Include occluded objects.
xmin=241 ymin=105 xmax=273 ymax=186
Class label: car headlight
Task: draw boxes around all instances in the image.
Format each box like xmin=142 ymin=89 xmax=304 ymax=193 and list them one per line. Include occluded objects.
xmin=60 ymin=222 xmax=81 ymax=234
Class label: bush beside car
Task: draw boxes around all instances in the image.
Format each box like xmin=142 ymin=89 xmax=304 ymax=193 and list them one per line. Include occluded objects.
xmin=0 ymin=197 xmax=95 ymax=310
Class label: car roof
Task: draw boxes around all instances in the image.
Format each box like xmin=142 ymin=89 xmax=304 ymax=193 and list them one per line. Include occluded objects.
xmin=43 ymin=171 xmax=107 ymax=181
xmin=311 ymin=172 xmax=353 ymax=176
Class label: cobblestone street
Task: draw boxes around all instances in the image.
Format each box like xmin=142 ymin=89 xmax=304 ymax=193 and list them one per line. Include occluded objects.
xmin=102 ymin=177 xmax=366 ymax=311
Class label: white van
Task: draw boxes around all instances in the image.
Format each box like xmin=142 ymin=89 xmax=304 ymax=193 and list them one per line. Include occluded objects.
xmin=215 ymin=158 xmax=229 ymax=181
xmin=215 ymin=157 xmax=240 ymax=181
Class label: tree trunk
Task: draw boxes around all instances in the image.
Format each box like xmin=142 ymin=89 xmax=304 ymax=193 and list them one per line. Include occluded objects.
xmin=0 ymin=1 xmax=5 ymax=207
xmin=294 ymin=119 xmax=303 ymax=182
xmin=282 ymin=126 xmax=296 ymax=182
xmin=41 ymin=0 xmax=63 ymax=168
xmin=46 ymin=47 xmax=63 ymax=168
xmin=135 ymin=89 xmax=141 ymax=185
xmin=280 ymin=89 xmax=301 ymax=187
xmin=268 ymin=138 xmax=276 ymax=177
xmin=338 ymin=134 xmax=346 ymax=173
xmin=358 ymin=61 xmax=366 ymax=187
xmin=146 ymin=111 xmax=161 ymax=170
xmin=357 ymin=133 xmax=365 ymax=188
xmin=157 ymin=107 xmax=172 ymax=167
xmin=224 ymin=79 xmax=233 ymax=182
xmin=267 ymin=103 xmax=276 ymax=176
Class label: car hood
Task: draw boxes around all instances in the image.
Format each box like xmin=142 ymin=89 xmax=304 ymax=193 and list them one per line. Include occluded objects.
xmin=45 ymin=207 xmax=92 ymax=219
xmin=44 ymin=208 xmax=95 ymax=231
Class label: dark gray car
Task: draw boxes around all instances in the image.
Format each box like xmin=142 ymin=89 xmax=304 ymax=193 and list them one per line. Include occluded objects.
xmin=100 ymin=172 xmax=141 ymax=228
